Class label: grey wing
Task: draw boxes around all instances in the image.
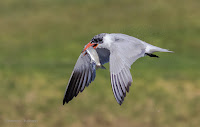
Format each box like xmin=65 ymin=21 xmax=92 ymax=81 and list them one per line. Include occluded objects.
xmin=63 ymin=53 xmax=96 ymax=105
xmin=109 ymin=38 xmax=146 ymax=105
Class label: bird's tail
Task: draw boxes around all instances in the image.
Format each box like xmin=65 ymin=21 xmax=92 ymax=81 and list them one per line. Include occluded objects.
xmin=145 ymin=44 xmax=173 ymax=54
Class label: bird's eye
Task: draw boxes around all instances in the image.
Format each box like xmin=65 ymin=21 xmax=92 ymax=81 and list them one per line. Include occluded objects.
xmin=94 ymin=39 xmax=97 ymax=42
xmin=93 ymin=44 xmax=97 ymax=47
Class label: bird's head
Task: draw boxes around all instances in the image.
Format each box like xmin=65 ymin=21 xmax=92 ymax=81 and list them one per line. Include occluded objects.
xmin=82 ymin=33 xmax=106 ymax=53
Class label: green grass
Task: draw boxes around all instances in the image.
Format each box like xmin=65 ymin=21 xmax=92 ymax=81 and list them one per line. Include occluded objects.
xmin=0 ymin=0 xmax=200 ymax=127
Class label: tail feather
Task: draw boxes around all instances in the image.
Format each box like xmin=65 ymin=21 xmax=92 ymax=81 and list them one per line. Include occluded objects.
xmin=146 ymin=44 xmax=173 ymax=53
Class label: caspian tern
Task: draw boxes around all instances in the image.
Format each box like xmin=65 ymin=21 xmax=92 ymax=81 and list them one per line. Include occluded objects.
xmin=63 ymin=33 xmax=173 ymax=105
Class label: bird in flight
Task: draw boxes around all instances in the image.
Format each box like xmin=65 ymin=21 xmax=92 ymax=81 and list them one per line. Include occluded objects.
xmin=63 ymin=33 xmax=173 ymax=105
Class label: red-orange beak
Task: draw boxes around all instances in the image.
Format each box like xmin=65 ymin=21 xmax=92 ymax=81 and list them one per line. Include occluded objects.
xmin=82 ymin=42 xmax=98 ymax=53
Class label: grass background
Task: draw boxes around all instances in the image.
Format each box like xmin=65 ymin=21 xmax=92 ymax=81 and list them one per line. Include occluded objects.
xmin=0 ymin=0 xmax=200 ymax=127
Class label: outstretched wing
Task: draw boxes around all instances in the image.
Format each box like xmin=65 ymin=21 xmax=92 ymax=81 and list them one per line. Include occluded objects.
xmin=109 ymin=35 xmax=146 ymax=105
xmin=63 ymin=52 xmax=96 ymax=105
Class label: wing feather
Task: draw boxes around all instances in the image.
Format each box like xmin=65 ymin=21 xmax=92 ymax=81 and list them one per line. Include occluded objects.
xmin=63 ymin=53 xmax=97 ymax=105
xmin=111 ymin=74 xmax=122 ymax=104
xmin=68 ymin=71 xmax=79 ymax=101
xmin=109 ymin=36 xmax=146 ymax=105
xmin=115 ymin=75 xmax=124 ymax=99
xmin=72 ymin=68 xmax=83 ymax=97
xmin=87 ymin=69 xmax=92 ymax=86
xmin=117 ymin=73 xmax=126 ymax=96
xmin=75 ymin=66 xmax=86 ymax=97
xmin=80 ymin=65 xmax=88 ymax=92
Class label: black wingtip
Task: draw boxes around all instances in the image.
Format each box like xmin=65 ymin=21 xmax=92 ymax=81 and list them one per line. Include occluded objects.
xmin=63 ymin=99 xmax=66 ymax=105
xmin=63 ymin=97 xmax=69 ymax=105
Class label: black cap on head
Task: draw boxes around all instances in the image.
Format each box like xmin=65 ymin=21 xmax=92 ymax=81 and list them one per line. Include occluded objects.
xmin=91 ymin=33 xmax=106 ymax=44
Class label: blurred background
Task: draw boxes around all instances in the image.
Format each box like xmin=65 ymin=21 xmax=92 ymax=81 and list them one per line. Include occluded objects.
xmin=0 ymin=0 xmax=199 ymax=127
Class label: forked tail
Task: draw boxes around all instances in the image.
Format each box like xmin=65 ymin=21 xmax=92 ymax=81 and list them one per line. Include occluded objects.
xmin=145 ymin=44 xmax=173 ymax=54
